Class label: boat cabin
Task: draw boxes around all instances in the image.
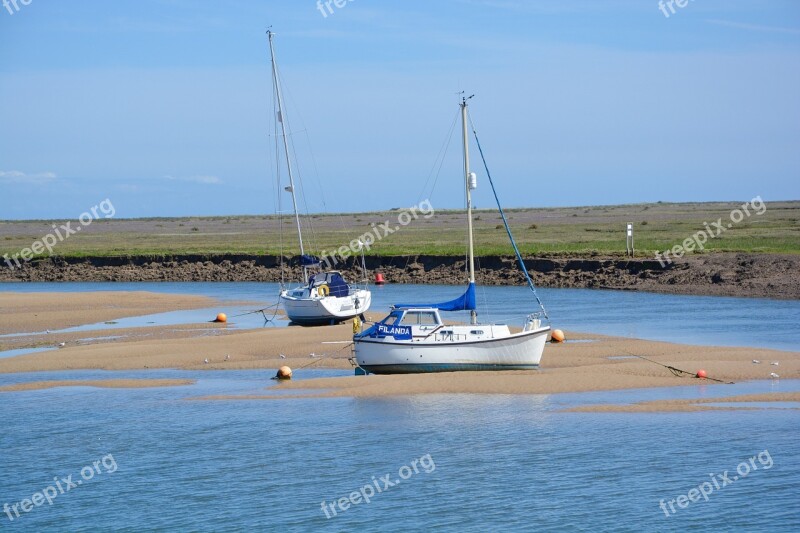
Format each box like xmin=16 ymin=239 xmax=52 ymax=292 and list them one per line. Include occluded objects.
xmin=309 ymin=271 xmax=350 ymax=297
xmin=289 ymin=271 xmax=351 ymax=298
xmin=382 ymin=308 xmax=443 ymax=328
xmin=361 ymin=307 xmax=511 ymax=343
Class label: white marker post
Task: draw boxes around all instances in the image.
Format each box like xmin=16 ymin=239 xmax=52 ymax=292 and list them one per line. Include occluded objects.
xmin=626 ymin=223 xmax=634 ymax=257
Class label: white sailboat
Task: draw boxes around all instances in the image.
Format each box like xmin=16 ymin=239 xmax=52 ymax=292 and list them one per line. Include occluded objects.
xmin=352 ymin=96 xmax=550 ymax=373
xmin=267 ymin=31 xmax=371 ymax=325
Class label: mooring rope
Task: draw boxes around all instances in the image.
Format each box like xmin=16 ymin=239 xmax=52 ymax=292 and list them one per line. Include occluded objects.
xmin=612 ymin=344 xmax=734 ymax=384
xmin=271 ymin=341 xmax=355 ymax=379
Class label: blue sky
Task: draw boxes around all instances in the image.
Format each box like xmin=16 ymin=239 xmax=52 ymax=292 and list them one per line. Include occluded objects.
xmin=1 ymin=0 xmax=798 ymax=219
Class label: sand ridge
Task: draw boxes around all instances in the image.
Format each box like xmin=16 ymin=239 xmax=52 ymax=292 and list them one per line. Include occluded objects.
xmin=0 ymin=291 xmax=218 ymax=335
xmin=0 ymin=292 xmax=797 ymax=400
xmin=562 ymin=392 xmax=800 ymax=413
xmin=0 ymin=379 xmax=196 ymax=392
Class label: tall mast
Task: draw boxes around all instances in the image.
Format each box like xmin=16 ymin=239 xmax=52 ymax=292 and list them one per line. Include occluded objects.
xmin=461 ymin=95 xmax=477 ymax=325
xmin=268 ymin=30 xmax=307 ymax=284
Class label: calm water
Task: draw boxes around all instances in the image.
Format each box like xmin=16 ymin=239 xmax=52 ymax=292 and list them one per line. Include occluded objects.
xmin=0 ymin=370 xmax=798 ymax=531
xmin=1 ymin=283 xmax=798 ymax=531
xmin=3 ymin=281 xmax=799 ymax=350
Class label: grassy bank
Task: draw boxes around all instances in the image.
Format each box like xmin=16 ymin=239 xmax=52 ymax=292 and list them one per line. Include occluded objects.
xmin=1 ymin=201 xmax=798 ymax=259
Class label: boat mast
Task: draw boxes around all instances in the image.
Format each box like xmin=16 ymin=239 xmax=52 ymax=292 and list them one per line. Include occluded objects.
xmin=268 ymin=30 xmax=308 ymax=284
xmin=461 ymin=95 xmax=477 ymax=325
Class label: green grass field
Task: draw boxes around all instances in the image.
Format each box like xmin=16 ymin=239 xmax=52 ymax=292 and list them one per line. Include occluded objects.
xmin=1 ymin=201 xmax=798 ymax=260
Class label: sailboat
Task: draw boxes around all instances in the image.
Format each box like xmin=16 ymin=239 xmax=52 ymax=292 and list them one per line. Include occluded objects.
xmin=267 ymin=31 xmax=371 ymax=325
xmin=352 ymin=96 xmax=550 ymax=373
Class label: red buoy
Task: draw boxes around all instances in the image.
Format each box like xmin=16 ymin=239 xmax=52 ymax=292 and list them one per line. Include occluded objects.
xmin=375 ymin=273 xmax=386 ymax=285
xmin=696 ymin=369 xmax=707 ymax=379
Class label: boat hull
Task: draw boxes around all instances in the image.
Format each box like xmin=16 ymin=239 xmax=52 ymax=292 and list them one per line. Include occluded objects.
xmin=353 ymin=326 xmax=549 ymax=374
xmin=281 ymin=289 xmax=371 ymax=325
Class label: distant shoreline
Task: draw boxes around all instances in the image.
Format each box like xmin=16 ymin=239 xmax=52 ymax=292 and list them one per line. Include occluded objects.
xmin=1 ymin=251 xmax=798 ymax=300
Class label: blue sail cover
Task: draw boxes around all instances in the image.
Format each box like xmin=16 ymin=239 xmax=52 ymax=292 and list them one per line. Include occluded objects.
xmin=394 ymin=282 xmax=476 ymax=311
xmin=301 ymin=254 xmax=321 ymax=266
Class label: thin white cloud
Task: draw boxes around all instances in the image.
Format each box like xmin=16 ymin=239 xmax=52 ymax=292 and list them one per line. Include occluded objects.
xmin=708 ymin=19 xmax=800 ymax=36
xmin=0 ymin=170 xmax=57 ymax=183
xmin=164 ymin=174 xmax=223 ymax=185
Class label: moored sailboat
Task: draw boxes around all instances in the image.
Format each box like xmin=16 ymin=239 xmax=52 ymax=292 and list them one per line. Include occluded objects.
xmin=267 ymin=31 xmax=371 ymax=325
xmin=352 ymin=96 xmax=550 ymax=373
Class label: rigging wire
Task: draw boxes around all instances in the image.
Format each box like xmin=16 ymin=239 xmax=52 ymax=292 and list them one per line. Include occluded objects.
xmin=468 ymin=115 xmax=549 ymax=320
xmin=418 ymin=109 xmax=460 ymax=205
xmin=294 ymin=100 xmax=352 ymax=236
xmin=267 ymin=39 xmax=286 ymax=289
xmin=271 ymin=49 xmax=323 ymax=269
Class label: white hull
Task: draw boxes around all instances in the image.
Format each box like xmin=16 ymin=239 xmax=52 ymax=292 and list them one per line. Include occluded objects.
xmin=354 ymin=325 xmax=549 ymax=374
xmin=351 ymin=98 xmax=552 ymax=375
xmin=281 ymin=289 xmax=371 ymax=325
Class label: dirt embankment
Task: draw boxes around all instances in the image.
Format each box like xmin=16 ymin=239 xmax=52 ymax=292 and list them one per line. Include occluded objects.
xmin=1 ymin=252 xmax=798 ymax=299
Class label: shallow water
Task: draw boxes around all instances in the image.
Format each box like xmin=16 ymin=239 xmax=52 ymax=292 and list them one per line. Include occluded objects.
xmin=0 ymin=346 xmax=56 ymax=359
xmin=0 ymin=370 xmax=798 ymax=531
xmin=1 ymin=283 xmax=798 ymax=530
xmin=3 ymin=282 xmax=799 ymax=351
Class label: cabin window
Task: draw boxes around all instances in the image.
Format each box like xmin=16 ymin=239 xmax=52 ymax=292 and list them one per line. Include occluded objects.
xmin=382 ymin=312 xmax=404 ymax=326
xmin=470 ymin=330 xmax=484 ymax=335
xmin=418 ymin=312 xmax=438 ymax=325
xmin=400 ymin=311 xmax=439 ymax=326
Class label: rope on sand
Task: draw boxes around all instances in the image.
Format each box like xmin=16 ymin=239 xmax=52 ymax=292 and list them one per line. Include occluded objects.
xmin=226 ymin=303 xmax=282 ymax=322
xmin=613 ymin=345 xmax=734 ymax=385
xmin=270 ymin=342 xmax=354 ymax=379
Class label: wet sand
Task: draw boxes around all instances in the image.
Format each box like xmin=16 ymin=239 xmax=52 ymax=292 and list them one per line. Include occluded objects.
xmin=0 ymin=379 xmax=195 ymax=392
xmin=563 ymin=392 xmax=800 ymax=413
xmin=0 ymin=291 xmax=217 ymax=335
xmin=0 ymin=292 xmax=797 ymax=399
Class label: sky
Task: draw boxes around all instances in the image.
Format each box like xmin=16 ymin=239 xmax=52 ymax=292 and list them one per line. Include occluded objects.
xmin=1 ymin=0 xmax=799 ymax=219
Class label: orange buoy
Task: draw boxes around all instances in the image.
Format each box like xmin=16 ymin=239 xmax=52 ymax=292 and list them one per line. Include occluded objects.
xmin=276 ymin=366 xmax=292 ymax=380
xmin=551 ymin=329 xmax=565 ymax=343
xmin=375 ymin=273 xmax=386 ymax=285
xmin=214 ymin=313 xmax=227 ymax=323
xmin=696 ymin=369 xmax=707 ymax=379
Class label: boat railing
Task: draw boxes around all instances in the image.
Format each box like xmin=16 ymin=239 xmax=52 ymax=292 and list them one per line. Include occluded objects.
xmin=417 ymin=325 xmax=445 ymax=339
xmin=437 ymin=329 xmax=468 ymax=341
